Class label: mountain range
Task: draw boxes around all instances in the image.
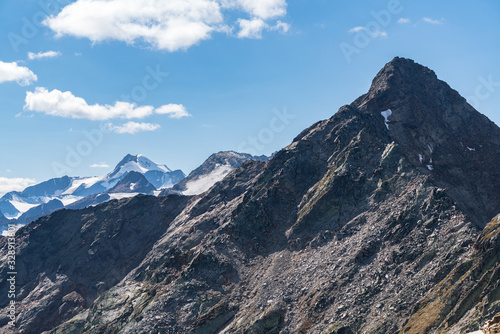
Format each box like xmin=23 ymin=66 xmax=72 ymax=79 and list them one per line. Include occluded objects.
xmin=1 ymin=58 xmax=499 ymax=333
xmin=0 ymin=154 xmax=184 ymax=231
xmin=0 ymin=152 xmax=266 ymax=234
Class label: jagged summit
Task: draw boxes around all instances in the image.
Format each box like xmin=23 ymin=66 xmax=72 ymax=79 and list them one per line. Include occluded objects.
xmin=109 ymin=154 xmax=172 ymax=179
xmin=349 ymin=57 xmax=500 ymax=226
xmin=354 ymin=57 xmax=460 ymax=112
xmin=368 ymin=57 xmax=437 ymax=95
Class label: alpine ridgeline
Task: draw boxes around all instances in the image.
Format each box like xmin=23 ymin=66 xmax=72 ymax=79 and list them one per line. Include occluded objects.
xmin=1 ymin=58 xmax=500 ymax=334
xmin=0 ymin=154 xmax=185 ymax=232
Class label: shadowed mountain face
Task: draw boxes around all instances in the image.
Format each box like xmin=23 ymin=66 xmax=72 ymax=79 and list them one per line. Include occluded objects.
xmin=1 ymin=58 xmax=499 ymax=334
xmin=107 ymin=171 xmax=157 ymax=194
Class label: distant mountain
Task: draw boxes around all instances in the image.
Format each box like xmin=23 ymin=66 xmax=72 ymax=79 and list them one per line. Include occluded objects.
xmin=1 ymin=176 xmax=73 ymax=202
xmin=0 ymin=217 xmax=8 ymax=236
xmin=0 ymin=200 xmax=18 ymax=218
xmin=108 ymin=154 xmax=185 ymax=189
xmin=161 ymin=151 xmax=269 ymax=196
xmin=15 ymin=199 xmax=64 ymax=225
xmin=66 ymin=193 xmax=112 ymax=211
xmin=0 ymin=154 xmax=185 ymax=231
xmin=108 ymin=171 xmax=156 ymax=195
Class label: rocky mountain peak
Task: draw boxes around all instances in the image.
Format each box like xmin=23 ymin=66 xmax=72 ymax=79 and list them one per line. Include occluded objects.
xmin=355 ymin=57 xmax=464 ymax=119
xmin=108 ymin=154 xmax=173 ymax=180
xmin=351 ymin=57 xmax=500 ymax=227
xmin=368 ymin=57 xmax=437 ymax=96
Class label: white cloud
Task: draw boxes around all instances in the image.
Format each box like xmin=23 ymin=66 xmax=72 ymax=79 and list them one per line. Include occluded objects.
xmin=237 ymin=18 xmax=268 ymax=39
xmin=106 ymin=122 xmax=161 ymax=134
xmin=0 ymin=177 xmax=37 ymax=196
xmin=348 ymin=26 xmax=387 ymax=39
xmin=221 ymin=0 xmax=287 ymax=20
xmin=272 ymin=20 xmax=290 ymax=33
xmin=422 ymin=17 xmax=444 ymax=25
xmin=348 ymin=26 xmax=366 ymax=33
xmin=43 ymin=0 xmax=289 ymax=51
xmin=90 ymin=163 xmax=110 ymax=168
xmin=371 ymin=31 xmax=388 ymax=38
xmin=27 ymin=51 xmax=62 ymax=60
xmin=156 ymin=104 xmax=191 ymax=119
xmin=24 ymin=87 xmax=190 ymax=121
xmin=0 ymin=61 xmax=37 ymax=86
xmin=237 ymin=17 xmax=290 ymax=39
xmin=398 ymin=18 xmax=411 ymax=24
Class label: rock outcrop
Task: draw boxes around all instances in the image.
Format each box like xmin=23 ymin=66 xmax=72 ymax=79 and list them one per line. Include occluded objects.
xmin=482 ymin=313 xmax=500 ymax=334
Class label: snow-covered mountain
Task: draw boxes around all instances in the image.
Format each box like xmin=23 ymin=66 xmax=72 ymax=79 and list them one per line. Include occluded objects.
xmin=0 ymin=154 xmax=185 ymax=231
xmin=107 ymin=154 xmax=184 ymax=189
xmin=161 ymin=151 xmax=269 ymax=196
xmin=0 ymin=151 xmax=268 ymax=233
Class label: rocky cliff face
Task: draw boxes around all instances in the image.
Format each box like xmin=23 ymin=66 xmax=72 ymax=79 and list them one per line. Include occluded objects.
xmin=1 ymin=58 xmax=499 ymax=334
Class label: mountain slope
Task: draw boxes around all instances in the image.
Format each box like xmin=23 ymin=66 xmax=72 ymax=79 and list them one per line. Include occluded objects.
xmin=107 ymin=171 xmax=156 ymax=194
xmin=401 ymin=213 xmax=500 ymax=334
xmin=15 ymin=199 xmax=64 ymax=226
xmin=162 ymin=151 xmax=268 ymax=196
xmin=0 ymin=195 xmax=190 ymax=333
xmin=1 ymin=58 xmax=499 ymax=333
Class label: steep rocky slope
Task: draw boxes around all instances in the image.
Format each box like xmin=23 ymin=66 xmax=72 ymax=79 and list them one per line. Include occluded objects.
xmin=1 ymin=58 xmax=500 ymax=333
xmin=402 ymin=214 xmax=500 ymax=333
xmin=0 ymin=195 xmax=190 ymax=333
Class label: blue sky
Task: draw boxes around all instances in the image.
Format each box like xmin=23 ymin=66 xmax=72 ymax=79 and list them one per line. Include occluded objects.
xmin=1 ymin=0 xmax=499 ymax=194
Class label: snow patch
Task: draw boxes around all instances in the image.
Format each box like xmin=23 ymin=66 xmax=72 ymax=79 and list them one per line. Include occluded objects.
xmin=59 ymin=196 xmax=83 ymax=206
xmin=427 ymin=144 xmax=433 ymax=154
xmin=183 ymin=164 xmax=234 ymax=196
xmin=381 ymin=109 xmax=392 ymax=129
xmin=114 ymin=156 xmax=171 ymax=179
xmin=109 ymin=193 xmax=139 ymax=200
xmin=129 ymin=183 xmax=136 ymax=191
xmin=419 ymin=154 xmax=423 ymax=163
xmin=467 ymin=147 xmax=476 ymax=151
xmin=426 ymin=165 xmax=434 ymax=171
xmin=62 ymin=176 xmax=104 ymax=195
xmin=10 ymin=201 xmax=39 ymax=215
